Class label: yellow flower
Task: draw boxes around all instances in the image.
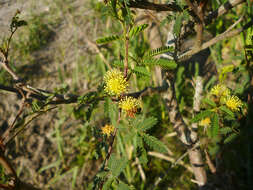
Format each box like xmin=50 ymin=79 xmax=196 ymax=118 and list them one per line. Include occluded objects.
xmin=199 ymin=117 xmax=211 ymax=126
xmin=101 ymin=124 xmax=115 ymax=136
xmin=224 ymin=95 xmax=243 ymax=112
xmin=119 ymin=96 xmax=141 ymax=117
xmin=210 ymin=84 xmax=230 ymax=97
xmin=104 ymin=69 xmax=128 ymax=97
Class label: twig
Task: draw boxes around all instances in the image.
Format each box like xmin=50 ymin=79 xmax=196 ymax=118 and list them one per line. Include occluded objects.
xmin=0 ymin=81 xmax=169 ymax=108
xmin=178 ymin=19 xmax=253 ymax=62
xmin=2 ymin=94 xmax=27 ymax=146
xmin=5 ymin=28 xmax=18 ymax=59
xmin=135 ymin=157 xmax=146 ymax=181
xmin=128 ymin=1 xmax=182 ymax=12
xmin=172 ymin=141 xmax=201 ymax=168
xmin=0 ymin=152 xmax=17 ymax=189
xmin=4 ymin=106 xmax=57 ymax=146
xmin=191 ymin=178 xmax=205 ymax=186
xmin=99 ymin=111 xmax=121 ymax=190
xmin=154 ymin=176 xmax=162 ymax=188
xmin=185 ymin=0 xmax=200 ymax=22
xmin=204 ymin=149 xmax=216 ymax=173
xmin=0 ymin=153 xmax=17 ymax=178
xmin=0 ymin=183 xmax=12 ymax=189
xmin=148 ymin=151 xmax=193 ymax=173
xmin=204 ymin=0 xmax=246 ymax=25
xmin=105 ymin=111 xmax=121 ymax=166
xmin=0 ymin=61 xmax=19 ymax=81
xmin=164 ymin=132 xmax=177 ymax=138
xmin=104 ymin=128 xmax=118 ymax=167
xmin=226 ymin=15 xmax=244 ymax=32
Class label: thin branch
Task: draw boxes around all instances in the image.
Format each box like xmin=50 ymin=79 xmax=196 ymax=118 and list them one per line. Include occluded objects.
xmin=0 ymin=152 xmax=17 ymax=189
xmin=2 ymin=96 xmax=27 ymax=146
xmin=204 ymin=0 xmax=246 ymax=25
xmin=148 ymin=151 xmax=193 ymax=173
xmin=0 ymin=81 xmax=169 ymax=108
xmin=164 ymin=132 xmax=177 ymax=138
xmin=204 ymin=149 xmax=216 ymax=174
xmin=5 ymin=28 xmax=18 ymax=59
xmin=0 ymin=61 xmax=19 ymax=81
xmin=4 ymin=106 xmax=57 ymax=146
xmin=0 ymin=83 xmax=78 ymax=104
xmin=0 ymin=183 xmax=12 ymax=190
xmin=0 ymin=153 xmax=17 ymax=178
xmin=135 ymin=157 xmax=146 ymax=181
xmin=128 ymin=1 xmax=182 ymax=12
xmin=226 ymin=15 xmax=244 ymax=32
xmin=99 ymin=112 xmax=121 ymax=190
xmin=104 ymin=128 xmax=118 ymax=167
xmin=185 ymin=0 xmax=200 ymax=22
xmin=172 ymin=141 xmax=201 ymax=168
xmin=178 ymin=19 xmax=253 ymax=62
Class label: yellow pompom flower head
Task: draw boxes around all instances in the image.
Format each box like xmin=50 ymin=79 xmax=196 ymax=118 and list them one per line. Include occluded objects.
xmin=119 ymin=96 xmax=141 ymax=117
xmin=199 ymin=117 xmax=211 ymax=132
xmin=101 ymin=124 xmax=115 ymax=137
xmin=104 ymin=69 xmax=128 ymax=97
xmin=210 ymin=84 xmax=230 ymax=97
xmin=199 ymin=117 xmax=211 ymax=127
xmin=224 ymin=95 xmax=243 ymax=112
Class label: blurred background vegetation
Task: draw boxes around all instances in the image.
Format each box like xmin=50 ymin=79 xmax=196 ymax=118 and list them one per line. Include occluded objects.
xmin=0 ymin=0 xmax=252 ymax=189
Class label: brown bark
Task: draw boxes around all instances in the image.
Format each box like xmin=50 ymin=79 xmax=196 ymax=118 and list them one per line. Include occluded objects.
xmin=163 ymin=73 xmax=207 ymax=188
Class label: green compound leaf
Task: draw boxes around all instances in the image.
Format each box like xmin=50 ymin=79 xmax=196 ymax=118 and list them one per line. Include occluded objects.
xmin=136 ymin=134 xmax=144 ymax=149
xmin=142 ymin=58 xmax=177 ymax=70
xmin=139 ymin=148 xmax=148 ymax=165
xmin=219 ymin=127 xmax=233 ymax=135
xmin=129 ymin=23 xmax=149 ymax=38
xmin=96 ymin=35 xmax=120 ymax=44
xmin=118 ymin=181 xmax=131 ymax=190
xmin=142 ymin=58 xmax=177 ymax=69
xmin=224 ymin=133 xmax=238 ymax=144
xmin=219 ymin=106 xmax=235 ymax=119
xmin=142 ymin=133 xmax=167 ymax=153
xmin=191 ymin=110 xmax=213 ymax=123
xmin=145 ymin=46 xmax=174 ymax=57
xmin=211 ymin=113 xmax=219 ymax=138
xmin=112 ymin=60 xmax=124 ymax=68
xmin=102 ymin=177 xmax=114 ymax=190
xmin=155 ymin=58 xmax=177 ymax=69
xmin=219 ymin=65 xmax=235 ymax=82
xmin=173 ymin=14 xmax=183 ymax=37
xmin=108 ymin=154 xmax=128 ymax=178
xmin=137 ymin=117 xmax=157 ymax=132
xmin=131 ymin=66 xmax=151 ymax=78
xmin=202 ymin=98 xmax=216 ymax=107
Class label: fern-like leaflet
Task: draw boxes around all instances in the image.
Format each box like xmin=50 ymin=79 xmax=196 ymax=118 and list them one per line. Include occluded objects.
xmin=96 ymin=35 xmax=120 ymax=44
